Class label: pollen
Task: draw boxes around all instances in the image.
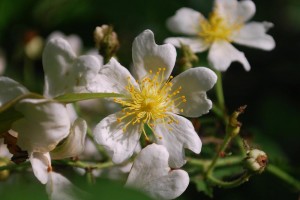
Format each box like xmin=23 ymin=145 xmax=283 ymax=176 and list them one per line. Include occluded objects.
xmin=113 ymin=68 xmax=186 ymax=140
xmin=198 ymin=10 xmax=242 ymax=44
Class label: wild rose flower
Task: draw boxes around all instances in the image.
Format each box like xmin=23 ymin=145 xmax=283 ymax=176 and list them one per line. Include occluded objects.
xmin=165 ymin=0 xmax=275 ymax=71
xmin=93 ymin=29 xmax=217 ymax=168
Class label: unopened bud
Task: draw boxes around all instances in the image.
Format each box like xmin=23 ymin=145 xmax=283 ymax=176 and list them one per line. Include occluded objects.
xmin=244 ymin=149 xmax=268 ymax=173
xmin=177 ymin=43 xmax=199 ymax=71
xmin=94 ymin=25 xmax=120 ymax=63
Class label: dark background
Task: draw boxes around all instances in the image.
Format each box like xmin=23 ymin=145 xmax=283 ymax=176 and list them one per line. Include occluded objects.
xmin=0 ymin=0 xmax=299 ymax=199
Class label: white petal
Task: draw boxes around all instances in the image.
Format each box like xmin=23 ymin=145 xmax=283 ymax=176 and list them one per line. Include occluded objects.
xmin=171 ymin=67 xmax=217 ymax=117
xmin=208 ymin=40 xmax=250 ymax=71
xmin=43 ymin=37 xmax=76 ymax=97
xmin=126 ymin=144 xmax=189 ymax=199
xmin=43 ymin=37 xmax=101 ymax=97
xmin=51 ymin=118 xmax=87 ymax=159
xmin=164 ymin=37 xmax=210 ymax=53
xmin=0 ymin=77 xmax=28 ymax=107
xmin=88 ymin=57 xmax=138 ymax=94
xmin=166 ymin=7 xmax=205 ymax=35
xmin=47 ymin=31 xmax=83 ymax=56
xmin=93 ymin=112 xmax=141 ymax=164
xmin=126 ymin=144 xmax=169 ymax=187
xmin=132 ymin=30 xmax=176 ymax=82
xmin=12 ymin=99 xmax=70 ymax=153
xmin=232 ymin=22 xmax=275 ymax=50
xmin=215 ymin=0 xmax=256 ymax=24
xmin=144 ymin=170 xmax=189 ymax=200
xmin=71 ymin=55 xmax=102 ymax=93
xmin=155 ymin=113 xmax=202 ymax=168
xmin=66 ymin=104 xmax=78 ymax=123
xmin=47 ymin=172 xmax=80 ymax=200
xmin=30 ymin=152 xmax=51 ymax=184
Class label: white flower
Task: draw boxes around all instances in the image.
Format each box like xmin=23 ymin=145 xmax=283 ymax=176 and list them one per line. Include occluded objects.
xmin=126 ymin=144 xmax=189 ymax=199
xmin=11 ymin=98 xmax=71 ymax=184
xmin=165 ymin=0 xmax=275 ymax=71
xmin=93 ymin=29 xmax=217 ymax=168
xmin=43 ymin=37 xmax=102 ymax=98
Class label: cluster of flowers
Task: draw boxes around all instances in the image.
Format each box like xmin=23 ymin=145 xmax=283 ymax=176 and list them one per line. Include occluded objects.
xmin=0 ymin=0 xmax=274 ymax=199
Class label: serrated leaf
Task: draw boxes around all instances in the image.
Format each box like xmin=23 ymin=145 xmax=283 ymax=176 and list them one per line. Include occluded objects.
xmin=192 ymin=177 xmax=214 ymax=198
xmin=54 ymin=93 xmax=124 ymax=103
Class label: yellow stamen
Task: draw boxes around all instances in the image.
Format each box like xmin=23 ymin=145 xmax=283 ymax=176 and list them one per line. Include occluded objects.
xmin=114 ymin=68 xmax=186 ymax=141
xmin=198 ymin=9 xmax=242 ymax=44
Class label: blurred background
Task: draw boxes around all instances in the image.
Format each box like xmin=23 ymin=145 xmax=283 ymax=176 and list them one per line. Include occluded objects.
xmin=0 ymin=0 xmax=300 ymax=199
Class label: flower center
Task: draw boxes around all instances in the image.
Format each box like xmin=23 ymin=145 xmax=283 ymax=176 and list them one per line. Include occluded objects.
xmin=114 ymin=68 xmax=186 ymax=141
xmin=198 ymin=10 xmax=242 ymax=44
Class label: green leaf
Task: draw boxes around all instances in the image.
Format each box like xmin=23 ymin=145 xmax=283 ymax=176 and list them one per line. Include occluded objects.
xmin=54 ymin=93 xmax=124 ymax=103
xmin=192 ymin=177 xmax=214 ymax=198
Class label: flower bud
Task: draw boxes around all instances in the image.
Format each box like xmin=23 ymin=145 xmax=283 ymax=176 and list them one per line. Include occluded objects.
xmin=177 ymin=43 xmax=199 ymax=71
xmin=94 ymin=25 xmax=120 ymax=63
xmin=244 ymin=149 xmax=268 ymax=173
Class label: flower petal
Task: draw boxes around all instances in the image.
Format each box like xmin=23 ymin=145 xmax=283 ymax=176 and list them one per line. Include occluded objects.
xmin=43 ymin=37 xmax=101 ymax=97
xmin=232 ymin=22 xmax=275 ymax=50
xmin=164 ymin=37 xmax=210 ymax=53
xmin=171 ymin=67 xmax=217 ymax=117
xmin=155 ymin=113 xmax=202 ymax=168
xmin=143 ymin=170 xmax=189 ymax=200
xmin=126 ymin=144 xmax=169 ymax=187
xmin=88 ymin=57 xmax=138 ymax=94
xmin=50 ymin=118 xmax=87 ymax=159
xmin=132 ymin=30 xmax=176 ymax=82
xmin=29 ymin=152 xmax=51 ymax=184
xmin=12 ymin=99 xmax=70 ymax=153
xmin=0 ymin=77 xmax=29 ymax=107
xmin=47 ymin=172 xmax=81 ymax=200
xmin=166 ymin=7 xmax=205 ymax=35
xmin=47 ymin=31 xmax=83 ymax=56
xmin=126 ymin=144 xmax=189 ymax=199
xmin=208 ymin=40 xmax=250 ymax=71
xmin=93 ymin=112 xmax=141 ymax=164
xmin=215 ymin=0 xmax=256 ymax=23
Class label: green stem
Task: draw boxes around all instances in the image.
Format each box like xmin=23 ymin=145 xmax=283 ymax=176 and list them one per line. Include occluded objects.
xmin=267 ymin=164 xmax=300 ymax=191
xmin=0 ymin=162 xmax=30 ymax=171
xmin=54 ymin=160 xmax=114 ymax=170
xmin=215 ymin=71 xmax=226 ymax=116
xmin=205 ymin=134 xmax=233 ymax=176
xmin=86 ymin=169 xmax=95 ymax=185
xmin=188 ymin=156 xmax=242 ymax=171
xmin=207 ymin=172 xmax=251 ymax=188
